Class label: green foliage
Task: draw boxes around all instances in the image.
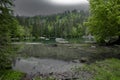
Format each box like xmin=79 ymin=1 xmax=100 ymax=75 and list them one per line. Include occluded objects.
xmin=10 ymin=19 xmax=26 ymax=39
xmin=47 ymin=25 xmax=53 ymax=37
xmin=0 ymin=19 xmax=20 ymax=69
xmin=0 ymin=70 xmax=24 ymax=80
xmin=0 ymin=46 xmax=13 ymax=69
xmin=0 ymin=0 xmax=12 ymax=69
xmin=16 ymin=25 xmax=25 ymax=38
xmin=85 ymin=0 xmax=120 ymax=43
xmin=0 ymin=0 xmax=19 ymax=70
xmin=68 ymin=38 xmax=85 ymax=43
xmin=71 ymin=27 xmax=77 ymax=37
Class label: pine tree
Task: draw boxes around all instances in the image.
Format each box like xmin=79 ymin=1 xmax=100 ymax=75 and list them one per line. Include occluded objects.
xmin=0 ymin=0 xmax=15 ymax=69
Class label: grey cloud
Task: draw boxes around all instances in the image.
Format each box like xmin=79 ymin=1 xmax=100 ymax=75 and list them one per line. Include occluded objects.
xmin=13 ymin=0 xmax=89 ymax=16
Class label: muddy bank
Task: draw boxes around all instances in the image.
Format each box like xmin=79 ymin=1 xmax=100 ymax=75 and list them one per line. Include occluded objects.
xmin=22 ymin=70 xmax=92 ymax=80
xmin=13 ymin=57 xmax=87 ymax=80
xmin=13 ymin=57 xmax=83 ymax=74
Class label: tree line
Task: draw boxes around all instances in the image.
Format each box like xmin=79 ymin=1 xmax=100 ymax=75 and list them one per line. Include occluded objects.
xmin=15 ymin=10 xmax=89 ymax=40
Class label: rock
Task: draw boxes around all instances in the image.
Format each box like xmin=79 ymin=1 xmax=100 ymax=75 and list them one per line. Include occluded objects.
xmin=91 ymin=45 xmax=96 ymax=48
xmin=49 ymin=72 xmax=54 ymax=75
xmin=72 ymin=60 xmax=80 ymax=63
xmin=68 ymin=47 xmax=72 ymax=49
xmin=55 ymin=38 xmax=69 ymax=44
xmin=22 ymin=74 xmax=33 ymax=80
xmin=80 ymin=57 xmax=88 ymax=63
xmin=17 ymin=57 xmax=21 ymax=61
xmin=51 ymin=44 xmax=58 ymax=47
xmin=33 ymin=66 xmax=36 ymax=70
xmin=39 ymin=37 xmax=45 ymax=40
xmin=45 ymin=38 xmax=49 ymax=40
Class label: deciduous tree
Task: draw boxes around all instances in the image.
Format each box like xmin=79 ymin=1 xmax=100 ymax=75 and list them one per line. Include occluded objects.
xmin=85 ymin=0 xmax=120 ymax=44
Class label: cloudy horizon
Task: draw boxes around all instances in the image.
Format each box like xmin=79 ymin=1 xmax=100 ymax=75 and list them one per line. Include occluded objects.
xmin=13 ymin=0 xmax=89 ymax=16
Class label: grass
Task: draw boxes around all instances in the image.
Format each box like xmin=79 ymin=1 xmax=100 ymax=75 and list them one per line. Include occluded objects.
xmin=0 ymin=70 xmax=24 ymax=80
xmin=76 ymin=58 xmax=120 ymax=80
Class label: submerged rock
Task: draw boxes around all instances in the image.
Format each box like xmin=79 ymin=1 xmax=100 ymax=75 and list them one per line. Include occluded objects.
xmin=55 ymin=38 xmax=69 ymax=44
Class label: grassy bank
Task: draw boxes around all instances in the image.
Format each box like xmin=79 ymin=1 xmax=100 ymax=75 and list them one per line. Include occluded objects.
xmin=1 ymin=59 xmax=120 ymax=80
xmin=76 ymin=58 xmax=120 ymax=80
xmin=0 ymin=70 xmax=24 ymax=80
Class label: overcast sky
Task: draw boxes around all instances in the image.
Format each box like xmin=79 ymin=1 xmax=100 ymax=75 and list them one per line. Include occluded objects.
xmin=13 ymin=0 xmax=89 ymax=16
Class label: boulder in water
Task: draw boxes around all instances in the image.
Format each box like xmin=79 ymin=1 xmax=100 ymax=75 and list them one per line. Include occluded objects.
xmin=55 ymin=38 xmax=68 ymax=44
xmin=50 ymin=44 xmax=58 ymax=47
xmin=80 ymin=57 xmax=88 ymax=63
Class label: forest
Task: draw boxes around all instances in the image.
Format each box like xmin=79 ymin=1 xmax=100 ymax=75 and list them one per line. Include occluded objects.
xmin=13 ymin=9 xmax=89 ymax=42
xmin=0 ymin=0 xmax=120 ymax=80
